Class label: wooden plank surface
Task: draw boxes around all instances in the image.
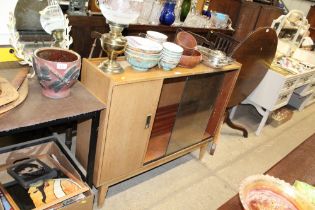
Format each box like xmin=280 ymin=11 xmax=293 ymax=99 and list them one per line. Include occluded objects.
xmin=0 ymin=68 xmax=105 ymax=133
xmin=85 ymin=58 xmax=241 ymax=85
xmin=218 ymin=132 xmax=315 ymax=210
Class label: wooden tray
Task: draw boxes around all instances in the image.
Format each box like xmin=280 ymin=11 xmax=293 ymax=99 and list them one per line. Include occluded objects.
xmin=0 ymin=77 xmax=19 ymax=107
xmin=0 ymin=154 xmax=89 ymax=210
xmin=0 ymin=183 xmax=20 ymax=210
xmin=0 ymin=78 xmax=28 ymax=115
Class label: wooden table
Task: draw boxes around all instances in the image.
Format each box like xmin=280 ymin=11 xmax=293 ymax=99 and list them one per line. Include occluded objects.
xmin=0 ymin=67 xmax=105 ymax=186
xmin=218 ymin=133 xmax=315 ymax=209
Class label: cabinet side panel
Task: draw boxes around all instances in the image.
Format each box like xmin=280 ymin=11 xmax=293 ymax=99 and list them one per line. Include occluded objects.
xmin=100 ymin=80 xmax=163 ymax=184
xmin=76 ymin=59 xmax=112 ymax=186
xmin=233 ymin=2 xmax=261 ymax=42
xmin=255 ymin=6 xmax=283 ymax=29
xmin=206 ymin=70 xmax=239 ymax=136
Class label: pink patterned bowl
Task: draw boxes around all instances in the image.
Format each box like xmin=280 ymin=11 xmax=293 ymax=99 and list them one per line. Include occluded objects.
xmin=33 ymin=47 xmax=81 ymax=99
xmin=239 ymin=175 xmax=314 ymax=210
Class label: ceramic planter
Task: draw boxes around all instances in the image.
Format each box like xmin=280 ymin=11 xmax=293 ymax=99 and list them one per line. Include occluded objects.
xmin=33 ymin=47 xmax=81 ymax=99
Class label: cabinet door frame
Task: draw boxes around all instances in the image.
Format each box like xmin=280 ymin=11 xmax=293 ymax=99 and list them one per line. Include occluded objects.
xmin=99 ymin=79 xmax=163 ymax=184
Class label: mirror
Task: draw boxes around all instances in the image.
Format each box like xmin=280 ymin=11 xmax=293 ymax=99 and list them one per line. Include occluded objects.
xmin=8 ymin=0 xmax=73 ymax=76
xmin=272 ymin=10 xmax=310 ymax=47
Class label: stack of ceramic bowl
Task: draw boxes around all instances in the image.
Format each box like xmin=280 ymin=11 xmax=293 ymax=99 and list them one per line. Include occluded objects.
xmin=125 ymin=36 xmax=163 ymax=71
xmin=159 ymin=42 xmax=183 ymax=71
xmin=175 ymin=31 xmax=202 ymax=68
xmin=146 ymin=31 xmax=168 ymax=44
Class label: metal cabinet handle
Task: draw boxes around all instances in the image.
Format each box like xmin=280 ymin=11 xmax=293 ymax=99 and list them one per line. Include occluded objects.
xmin=145 ymin=115 xmax=152 ymax=129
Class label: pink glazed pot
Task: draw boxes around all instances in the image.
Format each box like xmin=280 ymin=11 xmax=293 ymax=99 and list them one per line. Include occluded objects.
xmin=33 ymin=47 xmax=81 ymax=99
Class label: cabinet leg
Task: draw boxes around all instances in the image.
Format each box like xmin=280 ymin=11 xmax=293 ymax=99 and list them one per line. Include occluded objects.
xmin=209 ymin=142 xmax=217 ymax=155
xmin=209 ymin=111 xmax=225 ymax=155
xmin=98 ymin=185 xmax=109 ymax=208
xmin=65 ymin=127 xmax=73 ymax=149
xmin=199 ymin=143 xmax=208 ymax=160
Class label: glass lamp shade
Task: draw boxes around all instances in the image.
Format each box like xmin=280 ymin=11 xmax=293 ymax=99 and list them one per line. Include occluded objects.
xmin=40 ymin=5 xmax=65 ymax=34
xmin=99 ymin=0 xmax=143 ymax=25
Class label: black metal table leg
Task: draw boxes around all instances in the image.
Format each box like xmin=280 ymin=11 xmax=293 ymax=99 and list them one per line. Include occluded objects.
xmin=65 ymin=126 xmax=73 ymax=149
xmin=86 ymin=112 xmax=100 ymax=187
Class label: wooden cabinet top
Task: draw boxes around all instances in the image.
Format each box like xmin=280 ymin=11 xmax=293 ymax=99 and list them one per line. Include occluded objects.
xmin=83 ymin=58 xmax=241 ymax=85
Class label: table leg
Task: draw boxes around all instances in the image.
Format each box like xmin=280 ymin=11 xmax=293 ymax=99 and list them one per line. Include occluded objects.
xmin=86 ymin=112 xmax=100 ymax=187
xmin=255 ymin=110 xmax=270 ymax=136
xmin=229 ymin=106 xmax=238 ymax=119
xmin=242 ymin=100 xmax=270 ymax=136
xmin=98 ymin=185 xmax=109 ymax=208
xmin=65 ymin=127 xmax=73 ymax=149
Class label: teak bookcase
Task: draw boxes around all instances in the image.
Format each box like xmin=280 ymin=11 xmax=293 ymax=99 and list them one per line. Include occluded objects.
xmin=76 ymin=58 xmax=241 ymax=207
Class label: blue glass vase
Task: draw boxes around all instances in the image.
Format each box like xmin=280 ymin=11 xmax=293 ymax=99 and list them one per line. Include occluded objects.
xmin=159 ymin=1 xmax=176 ymax=26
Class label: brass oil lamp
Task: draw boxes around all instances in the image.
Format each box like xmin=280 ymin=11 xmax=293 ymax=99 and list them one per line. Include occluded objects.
xmin=99 ymin=22 xmax=127 ymax=73
xmin=99 ymin=0 xmax=142 ymax=74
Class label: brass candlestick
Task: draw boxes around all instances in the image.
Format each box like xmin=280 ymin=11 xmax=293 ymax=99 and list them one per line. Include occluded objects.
xmin=99 ymin=21 xmax=127 ymax=74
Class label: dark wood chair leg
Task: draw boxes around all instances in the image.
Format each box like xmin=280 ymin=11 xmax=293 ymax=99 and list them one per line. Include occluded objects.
xmin=225 ymin=113 xmax=248 ymax=138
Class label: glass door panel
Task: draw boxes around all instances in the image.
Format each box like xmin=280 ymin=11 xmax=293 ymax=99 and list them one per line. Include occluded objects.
xmin=144 ymin=77 xmax=186 ymax=163
xmin=166 ymin=73 xmax=224 ymax=155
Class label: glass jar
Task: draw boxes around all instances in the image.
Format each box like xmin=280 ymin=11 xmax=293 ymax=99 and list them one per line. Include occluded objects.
xmin=149 ymin=0 xmax=163 ymax=25
xmin=138 ymin=0 xmax=155 ymax=24
xmin=173 ymin=0 xmax=183 ymax=25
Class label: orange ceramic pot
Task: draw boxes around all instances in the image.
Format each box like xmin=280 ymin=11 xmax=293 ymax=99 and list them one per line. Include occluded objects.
xmin=33 ymin=47 xmax=81 ymax=99
xmin=179 ymin=50 xmax=202 ymax=68
xmin=175 ymin=31 xmax=197 ymax=55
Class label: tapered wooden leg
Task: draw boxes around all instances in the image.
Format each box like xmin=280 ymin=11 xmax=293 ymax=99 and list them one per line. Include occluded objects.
xmin=209 ymin=111 xmax=225 ymax=155
xmin=199 ymin=143 xmax=208 ymax=160
xmin=98 ymin=185 xmax=109 ymax=208
xmin=209 ymin=142 xmax=217 ymax=155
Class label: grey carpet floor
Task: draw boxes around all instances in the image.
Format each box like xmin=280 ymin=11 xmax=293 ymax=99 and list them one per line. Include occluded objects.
xmin=97 ymin=104 xmax=315 ymax=210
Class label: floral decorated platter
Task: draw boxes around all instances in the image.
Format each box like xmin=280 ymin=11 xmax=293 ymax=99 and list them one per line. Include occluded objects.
xmin=239 ymin=175 xmax=315 ymax=210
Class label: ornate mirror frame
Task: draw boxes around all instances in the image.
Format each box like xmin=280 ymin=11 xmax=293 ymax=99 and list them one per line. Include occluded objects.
xmin=272 ymin=10 xmax=310 ymax=47
xmin=7 ymin=0 xmax=73 ymax=77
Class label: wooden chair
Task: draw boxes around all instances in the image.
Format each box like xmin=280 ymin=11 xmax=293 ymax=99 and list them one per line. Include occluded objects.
xmin=206 ymin=31 xmax=240 ymax=55
xmin=210 ymin=27 xmax=278 ymax=154
xmin=88 ymin=31 xmax=103 ymax=58
xmin=175 ymin=29 xmax=239 ymax=54
xmin=175 ymin=28 xmax=214 ymax=48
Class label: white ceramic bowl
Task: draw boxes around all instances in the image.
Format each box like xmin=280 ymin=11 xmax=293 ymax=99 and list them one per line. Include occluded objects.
xmin=126 ymin=47 xmax=161 ymax=59
xmin=146 ymin=36 xmax=164 ymax=45
xmin=162 ymin=51 xmax=182 ymax=58
xmin=125 ymin=51 xmax=159 ymax=71
xmin=162 ymin=42 xmax=184 ymax=54
xmin=146 ymin=31 xmax=168 ymax=42
xmin=126 ymin=36 xmax=163 ymax=54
